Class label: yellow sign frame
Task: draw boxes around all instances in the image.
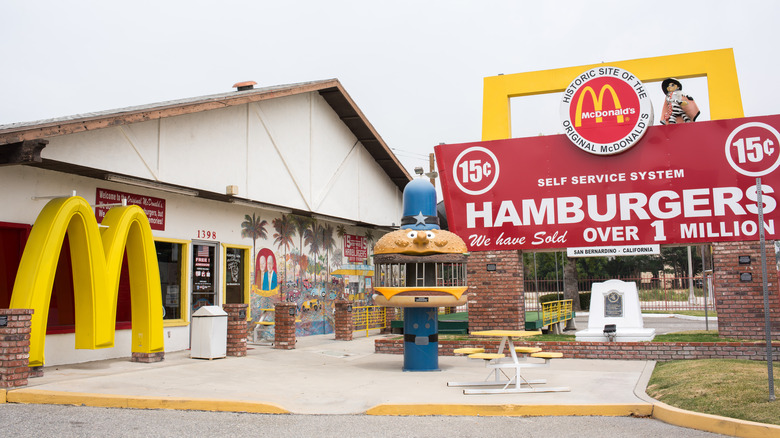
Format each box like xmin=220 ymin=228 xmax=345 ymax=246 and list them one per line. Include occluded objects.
xmin=482 ymin=49 xmax=743 ymax=141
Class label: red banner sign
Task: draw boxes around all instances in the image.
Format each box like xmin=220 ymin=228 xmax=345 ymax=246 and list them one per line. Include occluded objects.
xmin=344 ymin=234 xmax=367 ymax=262
xmin=435 ymin=115 xmax=780 ymax=252
xmin=95 ymin=188 xmax=166 ymax=231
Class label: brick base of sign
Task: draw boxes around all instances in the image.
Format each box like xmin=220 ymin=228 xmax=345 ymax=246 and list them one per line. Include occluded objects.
xmin=374 ymin=338 xmax=780 ymax=361
xmin=334 ymin=300 xmax=353 ymax=341
xmin=713 ymin=240 xmax=780 ymax=341
xmin=223 ymin=304 xmax=249 ymax=357
xmin=0 ymin=309 xmax=33 ymax=388
xmin=382 ymin=307 xmax=396 ymax=334
xmin=466 ymin=251 xmax=525 ymax=332
xmin=131 ymin=352 xmax=165 ymax=363
xmin=274 ymin=302 xmax=297 ymax=350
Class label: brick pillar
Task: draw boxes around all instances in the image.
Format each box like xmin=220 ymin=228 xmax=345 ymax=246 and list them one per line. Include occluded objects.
xmin=713 ymin=240 xmax=780 ymax=340
xmin=274 ymin=302 xmax=297 ymax=349
xmin=467 ymin=250 xmax=525 ymax=332
xmin=334 ymin=300 xmax=353 ymax=340
xmin=0 ymin=309 xmax=32 ymax=388
xmin=131 ymin=351 xmax=165 ymax=363
xmin=223 ymin=304 xmax=249 ymax=357
xmin=382 ymin=306 xmax=396 ymax=334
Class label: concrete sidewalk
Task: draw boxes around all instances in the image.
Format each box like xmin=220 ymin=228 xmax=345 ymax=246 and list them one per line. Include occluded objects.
xmin=5 ymin=331 xmax=780 ymax=437
xmin=6 ymin=333 xmax=654 ymax=416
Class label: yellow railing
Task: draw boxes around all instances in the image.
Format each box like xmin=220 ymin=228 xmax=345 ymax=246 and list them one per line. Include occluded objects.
xmin=542 ymin=299 xmax=573 ymax=326
xmin=352 ymin=305 xmax=386 ymax=337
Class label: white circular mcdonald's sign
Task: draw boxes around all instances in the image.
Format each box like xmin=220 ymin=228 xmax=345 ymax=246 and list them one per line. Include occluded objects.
xmin=560 ymin=67 xmax=654 ymax=155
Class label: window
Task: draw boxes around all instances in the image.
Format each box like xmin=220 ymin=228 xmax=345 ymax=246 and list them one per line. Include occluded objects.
xmin=224 ymin=245 xmax=250 ymax=305
xmin=192 ymin=243 xmax=218 ymax=313
xmin=0 ymin=222 xmax=31 ymax=308
xmin=155 ymin=239 xmax=188 ymax=322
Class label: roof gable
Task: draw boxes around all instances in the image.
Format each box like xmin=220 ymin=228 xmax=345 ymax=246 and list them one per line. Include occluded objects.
xmin=0 ymin=79 xmax=411 ymax=191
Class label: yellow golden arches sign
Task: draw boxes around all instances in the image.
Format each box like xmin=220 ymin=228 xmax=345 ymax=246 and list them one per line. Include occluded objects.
xmin=575 ymin=85 xmax=624 ymax=127
xmin=482 ymin=48 xmax=743 ymax=140
xmin=10 ymin=196 xmax=164 ymax=367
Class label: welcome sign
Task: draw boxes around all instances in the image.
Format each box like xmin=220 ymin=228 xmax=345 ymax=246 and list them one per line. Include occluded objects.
xmin=435 ymin=114 xmax=780 ymax=252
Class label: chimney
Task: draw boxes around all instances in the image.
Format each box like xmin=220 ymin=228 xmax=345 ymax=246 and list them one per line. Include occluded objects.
xmin=232 ymin=81 xmax=257 ymax=91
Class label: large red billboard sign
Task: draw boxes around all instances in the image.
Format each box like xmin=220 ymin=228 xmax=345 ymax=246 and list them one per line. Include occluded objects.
xmin=435 ymin=115 xmax=780 ymax=252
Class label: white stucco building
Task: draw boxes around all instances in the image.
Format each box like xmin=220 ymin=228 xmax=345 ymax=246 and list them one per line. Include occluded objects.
xmin=0 ymin=79 xmax=410 ymax=365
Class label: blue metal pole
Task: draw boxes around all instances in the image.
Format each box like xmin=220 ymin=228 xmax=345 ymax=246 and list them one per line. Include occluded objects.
xmin=402 ymin=307 xmax=439 ymax=371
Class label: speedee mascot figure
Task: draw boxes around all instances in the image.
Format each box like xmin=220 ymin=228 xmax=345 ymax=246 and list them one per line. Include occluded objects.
xmin=372 ymin=171 xmax=468 ymax=371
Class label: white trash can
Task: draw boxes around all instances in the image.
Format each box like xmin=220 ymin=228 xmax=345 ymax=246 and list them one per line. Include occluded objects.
xmin=190 ymin=306 xmax=228 ymax=359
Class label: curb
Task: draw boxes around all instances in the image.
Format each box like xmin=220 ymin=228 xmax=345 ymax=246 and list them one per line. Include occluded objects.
xmin=635 ymin=361 xmax=780 ymax=437
xmin=652 ymin=401 xmax=780 ymax=438
xmin=6 ymin=388 xmax=289 ymax=414
xmin=7 ymin=384 xmax=779 ymax=437
xmin=366 ymin=403 xmax=652 ymax=417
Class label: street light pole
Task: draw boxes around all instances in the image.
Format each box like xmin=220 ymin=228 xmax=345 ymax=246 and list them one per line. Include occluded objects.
xmin=756 ymin=177 xmax=776 ymax=402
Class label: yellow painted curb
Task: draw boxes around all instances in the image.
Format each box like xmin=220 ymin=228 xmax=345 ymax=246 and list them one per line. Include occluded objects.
xmin=366 ymin=403 xmax=653 ymax=417
xmin=652 ymin=401 xmax=780 ymax=438
xmin=0 ymin=388 xmax=6 ymax=404
xmin=7 ymin=389 xmax=289 ymax=414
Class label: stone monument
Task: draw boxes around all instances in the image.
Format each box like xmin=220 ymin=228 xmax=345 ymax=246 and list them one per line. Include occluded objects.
xmin=575 ymin=279 xmax=655 ymax=342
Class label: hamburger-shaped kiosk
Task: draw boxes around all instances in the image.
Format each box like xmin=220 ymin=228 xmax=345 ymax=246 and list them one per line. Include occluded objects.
xmin=373 ymin=175 xmax=468 ymax=371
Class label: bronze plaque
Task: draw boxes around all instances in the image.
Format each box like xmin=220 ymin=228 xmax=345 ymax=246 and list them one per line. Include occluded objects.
xmin=604 ymin=290 xmax=623 ymax=318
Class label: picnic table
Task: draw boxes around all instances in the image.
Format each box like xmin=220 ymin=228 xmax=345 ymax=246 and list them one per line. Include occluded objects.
xmin=448 ymin=329 xmax=571 ymax=395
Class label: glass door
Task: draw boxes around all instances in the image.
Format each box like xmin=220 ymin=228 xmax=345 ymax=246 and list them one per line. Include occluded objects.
xmin=192 ymin=242 xmax=219 ymax=314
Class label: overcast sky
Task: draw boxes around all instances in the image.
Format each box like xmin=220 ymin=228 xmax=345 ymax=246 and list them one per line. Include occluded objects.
xmin=2 ymin=1 xmax=778 ymax=178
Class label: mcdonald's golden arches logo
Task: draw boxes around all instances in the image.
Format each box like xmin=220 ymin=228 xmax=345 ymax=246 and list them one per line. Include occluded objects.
xmin=10 ymin=196 xmax=164 ymax=367
xmin=560 ymin=66 xmax=654 ymax=155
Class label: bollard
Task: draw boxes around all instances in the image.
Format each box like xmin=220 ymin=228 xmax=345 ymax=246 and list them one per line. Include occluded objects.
xmin=334 ymin=300 xmax=353 ymax=341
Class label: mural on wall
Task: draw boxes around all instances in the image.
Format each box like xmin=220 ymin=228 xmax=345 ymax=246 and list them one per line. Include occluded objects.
xmin=255 ymin=248 xmax=278 ymax=293
xmin=240 ymin=212 xmax=378 ymax=338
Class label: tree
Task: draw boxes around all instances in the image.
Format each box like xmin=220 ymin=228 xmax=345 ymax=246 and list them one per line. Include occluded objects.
xmin=240 ymin=213 xmax=267 ymax=278
xmin=563 ymin=255 xmax=582 ymax=311
xmin=272 ymin=215 xmax=295 ymax=285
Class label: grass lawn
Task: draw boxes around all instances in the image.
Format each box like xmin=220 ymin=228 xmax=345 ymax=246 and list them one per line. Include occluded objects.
xmin=436 ymin=332 xmax=779 ymax=424
xmin=518 ymin=330 xmax=750 ymax=343
xmin=437 ymin=330 xmax=756 ymax=343
xmin=647 ymin=359 xmax=780 ymax=425
xmin=644 ymin=310 xmax=718 ymax=318
xmin=427 ymin=312 xmax=776 ymax=425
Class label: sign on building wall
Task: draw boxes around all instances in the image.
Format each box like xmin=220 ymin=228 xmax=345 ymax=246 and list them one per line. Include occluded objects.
xmin=435 ymin=114 xmax=780 ymax=252
xmin=344 ymin=234 xmax=367 ymax=262
xmin=95 ymin=188 xmax=166 ymax=231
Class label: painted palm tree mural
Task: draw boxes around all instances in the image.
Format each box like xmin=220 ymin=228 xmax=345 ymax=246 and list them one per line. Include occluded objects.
xmin=241 ymin=210 xmax=376 ymax=338
xmin=363 ymin=229 xmax=375 ymax=265
xmin=320 ymin=224 xmax=335 ymax=283
xmin=272 ymin=214 xmax=295 ymax=291
xmin=303 ymin=221 xmax=322 ymax=282
xmin=290 ymin=215 xmax=313 ymax=285
xmin=240 ymin=213 xmax=268 ymax=275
